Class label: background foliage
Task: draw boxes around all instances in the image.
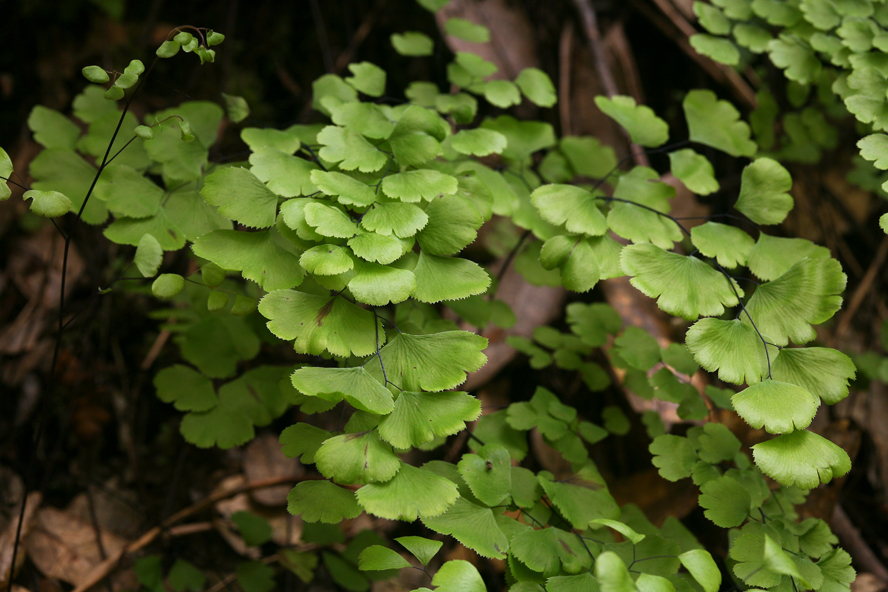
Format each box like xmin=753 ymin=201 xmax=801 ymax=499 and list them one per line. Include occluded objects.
xmin=1 ymin=0 xmax=887 ymax=591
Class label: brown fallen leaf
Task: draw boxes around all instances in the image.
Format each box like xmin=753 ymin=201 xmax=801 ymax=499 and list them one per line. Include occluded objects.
xmin=243 ymin=433 xmax=302 ymax=507
xmin=0 ymin=492 xmax=41 ymax=592
xmin=26 ymin=506 xmax=136 ymax=590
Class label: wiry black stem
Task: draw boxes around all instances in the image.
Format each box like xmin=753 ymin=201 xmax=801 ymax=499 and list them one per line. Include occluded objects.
xmin=7 ymin=32 xmax=205 ymax=588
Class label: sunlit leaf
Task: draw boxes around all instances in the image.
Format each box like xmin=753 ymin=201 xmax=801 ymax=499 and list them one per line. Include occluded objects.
xmin=743 ymin=257 xmax=846 ymax=346
xmin=378 ymin=391 xmax=481 ymax=448
xmin=734 ymin=158 xmax=793 ymax=225
xmin=422 ymin=497 xmax=510 ymax=559
xmin=412 ymin=252 xmax=491 ymax=302
xmin=315 ymin=431 xmax=400 ymax=485
xmin=594 ymin=95 xmax=669 ymax=147
xmin=258 ymin=290 xmax=383 ymax=357
xmin=291 ymin=366 xmax=393 ymax=415
xmin=752 ymin=429 xmax=852 ymax=488
xmin=685 ymin=318 xmax=770 ymax=385
xmin=391 ymin=31 xmax=434 ymax=56
xmin=367 ymin=330 xmax=487 ymax=391
xmin=192 ymin=228 xmax=304 ymax=291
xmin=201 ymin=167 xmax=278 ymax=228
xmin=669 ymin=149 xmax=719 ymax=195
xmin=357 ymin=462 xmax=459 ymax=520
xmin=684 ymin=89 xmax=756 ymax=157
xmin=622 ymin=244 xmax=742 ymax=321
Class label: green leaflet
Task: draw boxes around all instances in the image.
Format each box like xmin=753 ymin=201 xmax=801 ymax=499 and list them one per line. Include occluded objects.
xmin=361 ymin=201 xmax=428 ymax=237
xmin=735 ymin=158 xmax=794 ymax=225
xmin=240 ymin=126 xmax=302 ymax=154
xmin=152 ymin=274 xmax=185 ymax=299
xmin=746 ymin=233 xmax=830 ymax=281
xmin=358 ymin=545 xmax=411 ymax=571
xmin=328 ymin=101 xmax=396 ymax=139
xmin=231 ymin=511 xmax=272 ymax=547
xmin=291 ymin=366 xmax=393 ymax=415
xmin=514 ymin=68 xmax=557 ymax=107
xmin=422 ymin=496 xmax=510 ymax=559
xmin=480 ymin=115 xmax=556 ymax=163
xmin=192 ymin=227 xmax=304 ymax=291
xmin=135 ymin=234 xmax=163 ymax=277
xmin=512 ymin=527 xmax=592 ymax=577
xmin=697 ymin=423 xmax=741 ymax=464
xmin=287 ymin=480 xmax=362 ymax=523
xmin=743 ymin=256 xmax=846 ymax=346
xmin=540 ymin=234 xmax=624 ymax=292
xmin=566 ymin=302 xmax=623 ymax=347
xmin=771 ymin=347 xmax=856 ymax=405
xmin=685 ymin=318 xmax=770 ymax=385
xmin=280 ymin=422 xmax=331 ymax=464
xmin=317 ymin=125 xmax=388 ymax=172
xmin=539 ymin=476 xmax=620 ymax=529
xmin=607 ymin=167 xmax=682 ymax=249
xmin=0 ymin=147 xmax=12 ymax=200
xmin=396 ymin=536 xmax=442 ymax=565
xmin=29 ymin=149 xmax=107 ymax=225
xmin=690 ymin=222 xmax=755 ymax=268
xmin=694 ymin=1 xmax=731 ymax=34
xmin=357 ymin=462 xmax=459 ymax=521
xmin=479 ymin=80 xmax=522 ymax=108
xmin=591 ymin=519 xmax=645 ymax=544
xmin=445 ymin=17 xmax=490 ymax=43
xmin=391 ymin=31 xmax=434 ymax=56
xmin=348 ymin=259 xmax=416 ymax=306
xmin=311 ymin=170 xmax=376 ymax=207
xmin=201 ymin=166 xmax=278 ymax=229
xmin=258 ymin=290 xmax=383 ymax=357
xmin=249 ymin=147 xmax=319 ymax=197
xmin=594 ymin=95 xmax=669 ymax=147
xmin=416 ymin=194 xmax=483 ymax=256
xmin=769 ymin=34 xmax=821 ymax=84
xmin=79 ymin=110 xmax=151 ymax=171
xmin=698 ymin=475 xmax=752 ymax=527
xmin=300 ymin=244 xmax=353 ymax=276
xmin=381 ymin=169 xmax=458 ymax=202
xmin=650 ymin=434 xmax=697 ymax=481
xmin=752 ymin=429 xmax=852 ymax=488
xmin=28 ymin=105 xmax=81 ymax=150
xmin=691 ymin=34 xmax=741 ymax=65
xmin=377 ymin=391 xmax=481 ymax=448
xmin=683 ymin=89 xmax=757 ymax=157
xmin=154 ymin=364 xmax=217 ymax=411
xmin=412 ymin=251 xmax=491 ymax=302
xmin=621 ymin=244 xmax=743 ymax=321
xmin=175 ymin=315 xmax=259 ymax=378
xmin=450 ymin=129 xmax=508 ymax=157
xmin=348 ymin=231 xmax=411 ymax=264
xmin=595 ymin=551 xmax=633 ymax=592
xmin=94 ymin=164 xmax=163 ymax=219
xmin=559 ymin=136 xmax=617 ymax=179
xmin=430 ymin=561 xmax=487 ymax=592
xmin=345 ymin=61 xmax=386 ymax=97
xmin=669 ymin=149 xmax=719 ymax=195
xmin=180 ymin=366 xmax=290 ymax=449
xmin=614 ymin=326 xmax=661 ymax=371
xmin=457 ymin=444 xmax=512 ymax=506
xmin=23 ymin=190 xmax=72 ymax=218
xmin=531 ymin=184 xmax=608 ymax=236
xmin=678 ymin=550 xmax=721 ymax=592
xmin=367 ymin=331 xmax=488 ymax=391
xmin=304 ymin=202 xmax=358 ymax=238
xmin=315 ymin=431 xmax=400 ymax=485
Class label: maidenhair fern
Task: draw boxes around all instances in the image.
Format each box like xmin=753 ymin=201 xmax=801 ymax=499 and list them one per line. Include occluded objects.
xmin=0 ymin=4 xmax=865 ymax=592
